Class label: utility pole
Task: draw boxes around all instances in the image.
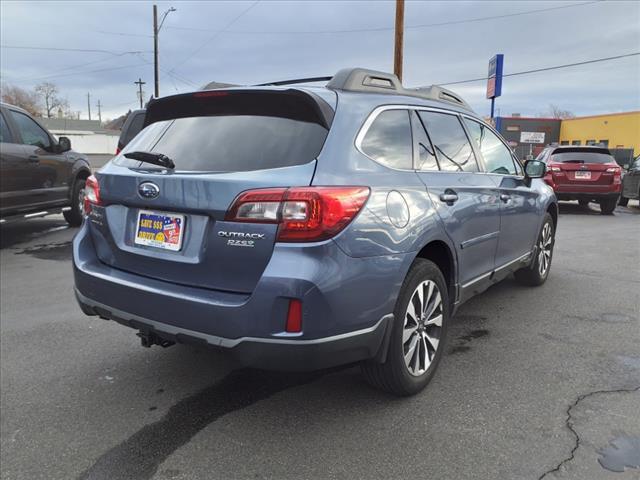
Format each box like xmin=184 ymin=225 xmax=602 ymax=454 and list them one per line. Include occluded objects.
xmin=393 ymin=0 xmax=405 ymax=82
xmin=134 ymin=78 xmax=146 ymax=108
xmin=87 ymin=92 xmax=91 ymax=121
xmin=153 ymin=5 xmax=159 ymax=98
xmin=96 ymin=100 xmax=102 ymax=124
xmin=153 ymin=5 xmax=176 ymax=98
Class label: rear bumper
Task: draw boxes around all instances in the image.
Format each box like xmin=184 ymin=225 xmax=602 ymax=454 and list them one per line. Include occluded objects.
xmin=75 ymin=289 xmax=392 ymax=371
xmin=73 ymin=222 xmax=408 ymax=371
xmin=554 ymin=191 xmax=620 ymax=202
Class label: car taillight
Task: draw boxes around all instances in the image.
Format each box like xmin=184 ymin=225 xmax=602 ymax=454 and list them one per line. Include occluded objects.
xmin=225 ymin=186 xmax=370 ymax=242
xmin=605 ymin=167 xmax=620 ymax=173
xmin=548 ymin=166 xmax=561 ymax=173
xmin=115 ymin=147 xmax=121 ymax=155
xmin=84 ymin=175 xmax=102 ymax=215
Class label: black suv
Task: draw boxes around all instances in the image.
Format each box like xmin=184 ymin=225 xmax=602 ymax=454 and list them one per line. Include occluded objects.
xmin=0 ymin=102 xmax=91 ymax=226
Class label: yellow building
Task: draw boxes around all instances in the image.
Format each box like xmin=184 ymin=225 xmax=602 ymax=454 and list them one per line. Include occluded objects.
xmin=559 ymin=111 xmax=640 ymax=156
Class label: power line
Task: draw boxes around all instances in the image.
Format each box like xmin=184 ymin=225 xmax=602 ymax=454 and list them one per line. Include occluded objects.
xmin=168 ymin=0 xmax=260 ymax=73
xmin=0 ymin=44 xmax=152 ymax=55
xmin=165 ymin=1 xmax=600 ymax=35
xmin=436 ymin=52 xmax=640 ymax=86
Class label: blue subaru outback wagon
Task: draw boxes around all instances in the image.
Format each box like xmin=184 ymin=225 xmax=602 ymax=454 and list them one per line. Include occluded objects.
xmin=73 ymin=68 xmax=557 ymax=395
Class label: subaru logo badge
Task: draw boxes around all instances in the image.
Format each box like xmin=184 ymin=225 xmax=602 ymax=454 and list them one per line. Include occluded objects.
xmin=138 ymin=181 xmax=160 ymax=199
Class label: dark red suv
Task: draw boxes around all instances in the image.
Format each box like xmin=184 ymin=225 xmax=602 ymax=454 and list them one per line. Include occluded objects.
xmin=538 ymin=146 xmax=621 ymax=214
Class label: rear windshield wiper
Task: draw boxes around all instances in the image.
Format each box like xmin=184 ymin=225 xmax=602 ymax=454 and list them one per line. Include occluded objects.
xmin=124 ymin=151 xmax=175 ymax=169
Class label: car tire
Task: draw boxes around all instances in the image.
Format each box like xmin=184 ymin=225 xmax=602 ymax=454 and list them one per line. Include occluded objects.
xmin=578 ymin=199 xmax=589 ymax=207
xmin=618 ymin=196 xmax=629 ymax=207
xmin=361 ymin=259 xmax=449 ymax=396
xmin=514 ymin=213 xmax=554 ymax=287
xmin=599 ymin=198 xmax=617 ymax=215
xmin=63 ymin=177 xmax=86 ymax=227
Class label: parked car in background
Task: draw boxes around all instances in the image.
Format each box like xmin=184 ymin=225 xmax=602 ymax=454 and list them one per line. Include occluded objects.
xmin=116 ymin=109 xmax=145 ymax=155
xmin=0 ymin=102 xmax=92 ymax=226
xmin=537 ymin=145 xmax=622 ymax=214
xmin=73 ymin=68 xmax=557 ymax=396
xmin=619 ymin=155 xmax=640 ymax=206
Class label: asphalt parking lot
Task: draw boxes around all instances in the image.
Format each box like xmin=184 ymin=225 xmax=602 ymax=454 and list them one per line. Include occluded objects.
xmin=1 ymin=201 xmax=638 ymax=480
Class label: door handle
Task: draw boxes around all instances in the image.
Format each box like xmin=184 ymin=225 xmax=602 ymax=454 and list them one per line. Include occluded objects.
xmin=500 ymin=194 xmax=511 ymax=203
xmin=28 ymin=155 xmax=39 ymax=163
xmin=439 ymin=192 xmax=459 ymax=204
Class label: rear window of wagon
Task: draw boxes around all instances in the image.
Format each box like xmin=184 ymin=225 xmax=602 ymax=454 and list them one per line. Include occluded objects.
xmin=114 ymin=115 xmax=328 ymax=172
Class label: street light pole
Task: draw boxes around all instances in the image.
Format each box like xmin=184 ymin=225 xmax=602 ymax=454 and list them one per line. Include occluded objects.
xmin=153 ymin=4 xmax=176 ymax=98
xmin=393 ymin=0 xmax=405 ymax=82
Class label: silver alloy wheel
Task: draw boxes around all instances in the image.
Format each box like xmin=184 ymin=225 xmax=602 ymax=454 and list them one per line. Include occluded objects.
xmin=538 ymin=222 xmax=553 ymax=276
xmin=78 ymin=187 xmax=86 ymax=216
xmin=403 ymin=280 xmax=443 ymax=376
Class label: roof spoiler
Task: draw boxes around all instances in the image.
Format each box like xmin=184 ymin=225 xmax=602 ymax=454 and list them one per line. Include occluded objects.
xmin=144 ymin=89 xmax=334 ymax=129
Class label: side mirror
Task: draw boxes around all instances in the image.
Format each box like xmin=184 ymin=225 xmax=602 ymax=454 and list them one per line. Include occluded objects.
xmin=58 ymin=136 xmax=71 ymax=153
xmin=524 ymin=159 xmax=546 ymax=179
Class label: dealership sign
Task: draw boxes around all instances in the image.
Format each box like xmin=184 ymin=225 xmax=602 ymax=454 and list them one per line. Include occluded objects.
xmin=486 ymin=54 xmax=504 ymax=99
xmin=520 ymin=131 xmax=545 ymax=144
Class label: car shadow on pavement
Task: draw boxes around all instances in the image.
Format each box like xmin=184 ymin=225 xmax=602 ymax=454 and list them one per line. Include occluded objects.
xmin=0 ymin=216 xmax=71 ymax=249
xmin=558 ymin=200 xmax=640 ymax=216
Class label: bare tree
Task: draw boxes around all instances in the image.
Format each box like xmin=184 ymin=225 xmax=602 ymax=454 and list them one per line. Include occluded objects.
xmin=542 ymin=104 xmax=576 ymax=119
xmin=34 ymin=82 xmax=69 ymax=118
xmin=0 ymin=84 xmax=41 ymax=116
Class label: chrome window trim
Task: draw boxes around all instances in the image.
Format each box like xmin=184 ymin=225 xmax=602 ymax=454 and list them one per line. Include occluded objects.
xmin=354 ymin=104 xmax=478 ymax=174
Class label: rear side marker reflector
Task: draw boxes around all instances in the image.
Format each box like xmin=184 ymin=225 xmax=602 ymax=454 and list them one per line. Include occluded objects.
xmin=286 ymin=299 xmax=303 ymax=333
xmin=225 ymin=186 xmax=370 ymax=242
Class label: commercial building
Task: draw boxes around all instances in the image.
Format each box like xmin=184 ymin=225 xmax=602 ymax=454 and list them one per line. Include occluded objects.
xmin=495 ymin=111 xmax=639 ymax=163
xmin=558 ymin=111 xmax=639 ymax=155
xmin=39 ymin=118 xmax=119 ymax=155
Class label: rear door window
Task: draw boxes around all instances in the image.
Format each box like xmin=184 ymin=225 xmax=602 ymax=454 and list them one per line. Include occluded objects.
xmin=418 ymin=111 xmax=478 ymax=172
xmin=360 ymin=109 xmax=413 ymax=170
xmin=411 ymin=111 xmax=438 ymax=171
xmin=464 ymin=118 xmax=518 ymax=175
xmin=121 ymin=111 xmax=145 ymax=146
xmin=116 ymin=115 xmax=329 ymax=172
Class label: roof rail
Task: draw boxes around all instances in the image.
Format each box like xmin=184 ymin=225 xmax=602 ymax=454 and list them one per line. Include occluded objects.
xmin=408 ymin=85 xmax=472 ymax=111
xmin=326 ymin=67 xmax=473 ymax=111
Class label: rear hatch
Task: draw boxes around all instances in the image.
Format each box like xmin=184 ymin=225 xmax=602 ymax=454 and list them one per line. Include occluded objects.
xmin=547 ymin=147 xmax=618 ymax=187
xmin=88 ymin=88 xmax=335 ymax=293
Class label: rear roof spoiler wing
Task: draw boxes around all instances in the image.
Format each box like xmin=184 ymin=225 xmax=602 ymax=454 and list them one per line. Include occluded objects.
xmin=144 ymin=89 xmax=335 ymax=129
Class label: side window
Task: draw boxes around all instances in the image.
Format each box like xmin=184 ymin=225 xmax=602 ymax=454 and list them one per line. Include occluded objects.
xmin=360 ymin=109 xmax=412 ymax=170
xmin=123 ymin=112 xmax=145 ymax=146
xmin=417 ymin=111 xmax=478 ymax=172
xmin=0 ymin=112 xmax=12 ymax=143
xmin=464 ymin=118 xmax=517 ymax=175
xmin=411 ymin=111 xmax=438 ymax=171
xmin=9 ymin=110 xmax=51 ymax=149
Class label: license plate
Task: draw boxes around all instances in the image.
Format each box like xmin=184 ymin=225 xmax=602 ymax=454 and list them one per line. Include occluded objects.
xmin=134 ymin=210 xmax=185 ymax=251
xmin=574 ymin=171 xmax=591 ymax=179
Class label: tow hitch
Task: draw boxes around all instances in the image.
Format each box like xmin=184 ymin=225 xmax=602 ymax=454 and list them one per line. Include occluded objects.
xmin=137 ymin=330 xmax=175 ymax=348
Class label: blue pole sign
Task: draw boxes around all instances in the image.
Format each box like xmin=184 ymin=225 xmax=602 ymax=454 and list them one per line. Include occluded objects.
xmin=486 ymin=54 xmax=504 ymax=99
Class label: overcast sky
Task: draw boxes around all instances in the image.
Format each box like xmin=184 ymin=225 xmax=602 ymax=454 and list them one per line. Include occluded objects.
xmin=1 ymin=0 xmax=639 ymax=121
